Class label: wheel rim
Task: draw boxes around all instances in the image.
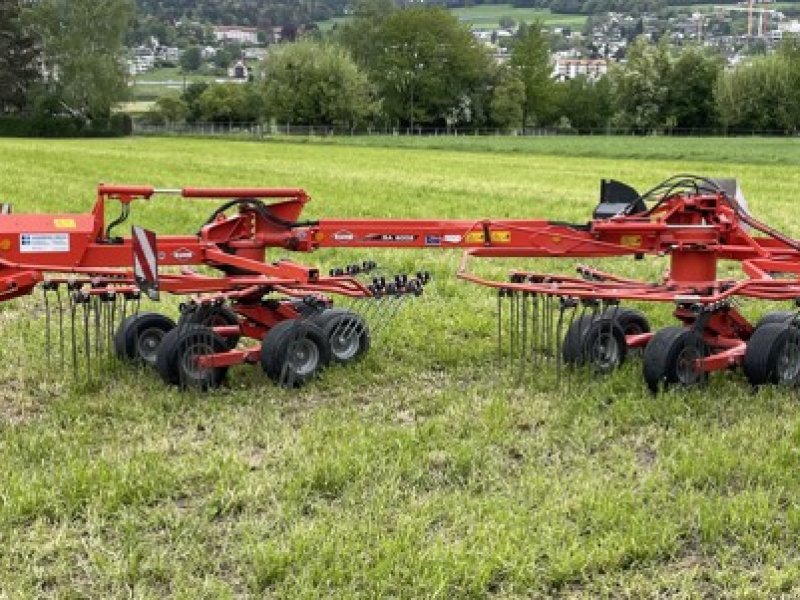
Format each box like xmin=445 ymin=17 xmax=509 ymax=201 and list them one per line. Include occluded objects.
xmin=287 ymin=339 xmax=320 ymax=376
xmin=587 ymin=331 xmax=620 ymax=372
xmin=137 ymin=327 xmax=165 ymax=365
xmin=675 ymin=345 xmax=703 ymax=385
xmin=330 ymin=320 xmax=361 ymax=361
xmin=181 ymin=340 xmax=215 ymax=385
xmin=778 ymin=333 xmax=800 ymax=384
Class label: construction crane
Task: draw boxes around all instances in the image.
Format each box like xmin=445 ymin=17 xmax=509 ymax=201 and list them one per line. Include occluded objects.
xmin=714 ymin=1 xmax=778 ymax=38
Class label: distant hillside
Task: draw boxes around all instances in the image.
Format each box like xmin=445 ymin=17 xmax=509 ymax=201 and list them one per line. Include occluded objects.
xmin=134 ymin=0 xmax=351 ymax=28
xmin=134 ymin=0 xmax=800 ymax=29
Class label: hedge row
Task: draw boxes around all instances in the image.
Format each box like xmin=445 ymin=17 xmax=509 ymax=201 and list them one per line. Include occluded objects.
xmin=0 ymin=114 xmax=132 ymax=138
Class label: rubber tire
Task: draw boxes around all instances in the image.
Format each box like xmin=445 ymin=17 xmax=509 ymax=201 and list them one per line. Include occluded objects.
xmin=155 ymin=324 xmax=229 ymax=390
xmin=754 ymin=311 xmax=794 ymax=330
xmin=562 ymin=315 xmax=627 ymax=372
xmin=260 ymin=320 xmax=331 ymax=388
xmin=743 ymin=322 xmax=800 ymax=387
xmin=643 ymin=327 xmax=708 ymax=393
xmin=114 ymin=312 xmax=176 ymax=366
xmin=310 ymin=308 xmax=371 ymax=364
xmin=602 ymin=307 xmax=650 ymax=335
xmin=178 ymin=305 xmax=240 ymax=350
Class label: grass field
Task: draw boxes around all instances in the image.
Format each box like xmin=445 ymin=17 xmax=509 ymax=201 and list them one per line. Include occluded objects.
xmin=3 ymin=135 xmax=800 ymax=597
xmin=128 ymin=68 xmax=223 ymax=102
xmin=449 ymin=5 xmax=586 ymax=28
xmin=317 ymin=5 xmax=586 ymax=31
xmin=264 ymin=132 xmax=800 ymax=166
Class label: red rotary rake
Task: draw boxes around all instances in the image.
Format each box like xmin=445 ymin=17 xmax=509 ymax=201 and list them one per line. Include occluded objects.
xmin=1 ymin=174 xmax=799 ymax=392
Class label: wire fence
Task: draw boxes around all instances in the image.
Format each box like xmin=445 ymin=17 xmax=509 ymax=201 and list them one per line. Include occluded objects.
xmin=132 ymin=121 xmax=800 ymax=139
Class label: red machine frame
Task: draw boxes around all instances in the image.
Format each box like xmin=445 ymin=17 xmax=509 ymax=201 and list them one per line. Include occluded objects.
xmin=1 ymin=176 xmax=798 ymax=388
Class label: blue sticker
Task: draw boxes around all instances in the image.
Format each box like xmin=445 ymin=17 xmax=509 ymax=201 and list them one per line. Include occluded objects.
xmin=425 ymin=234 xmax=442 ymax=246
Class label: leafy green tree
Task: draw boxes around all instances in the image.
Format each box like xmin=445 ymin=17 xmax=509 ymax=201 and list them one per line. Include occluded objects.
xmin=554 ymin=75 xmax=613 ymax=133
xmin=509 ymin=21 xmax=554 ymax=129
xmin=214 ymin=43 xmax=242 ymax=69
xmin=180 ymin=46 xmax=203 ymax=72
xmin=664 ymin=46 xmax=723 ymax=131
xmin=371 ymin=7 xmax=491 ymax=128
xmin=337 ymin=0 xmax=395 ymax=69
xmin=715 ymin=55 xmax=796 ymax=133
xmin=180 ymin=81 xmax=208 ymax=123
xmin=198 ymin=84 xmax=264 ymax=124
xmin=777 ymin=38 xmax=800 ymax=130
xmin=609 ymin=36 xmax=671 ymax=133
xmin=33 ymin=0 xmax=132 ymax=119
xmin=154 ymin=95 xmax=188 ymax=123
xmin=262 ymin=40 xmax=376 ymax=128
xmin=0 ymin=0 xmax=40 ymax=113
xmin=490 ymin=71 xmax=524 ymax=131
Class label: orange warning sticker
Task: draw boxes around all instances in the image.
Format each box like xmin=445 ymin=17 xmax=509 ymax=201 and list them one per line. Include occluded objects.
xmin=490 ymin=231 xmax=511 ymax=243
xmin=620 ymin=235 xmax=642 ymax=247
xmin=465 ymin=231 xmax=485 ymax=243
xmin=465 ymin=230 xmax=512 ymax=244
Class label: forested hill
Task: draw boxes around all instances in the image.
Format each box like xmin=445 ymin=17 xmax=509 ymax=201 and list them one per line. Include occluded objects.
xmin=508 ymin=0 xmax=800 ymax=16
xmin=134 ymin=0 xmax=800 ymax=27
xmin=134 ymin=0 xmax=351 ymax=27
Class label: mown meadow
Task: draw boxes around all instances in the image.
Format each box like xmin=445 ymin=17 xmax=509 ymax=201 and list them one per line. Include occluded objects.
xmin=2 ymin=135 xmax=800 ymax=597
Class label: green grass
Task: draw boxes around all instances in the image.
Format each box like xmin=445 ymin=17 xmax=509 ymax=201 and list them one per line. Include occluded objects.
xmin=133 ymin=67 xmax=218 ymax=84
xmin=255 ymin=132 xmax=800 ymax=166
xmin=129 ymin=68 xmax=221 ymax=101
xmin=2 ymin=136 xmax=800 ymax=596
xmin=317 ymin=5 xmax=586 ymax=31
xmin=449 ymin=4 xmax=587 ymax=27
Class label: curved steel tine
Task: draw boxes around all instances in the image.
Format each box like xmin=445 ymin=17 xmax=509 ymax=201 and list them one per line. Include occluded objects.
xmin=510 ymin=289 xmax=518 ymax=361
xmin=56 ymin=286 xmax=65 ymax=370
xmin=93 ymin=296 xmax=102 ymax=358
xmin=370 ymin=292 xmax=403 ymax=338
xmin=565 ymin=298 xmax=577 ymax=392
xmin=82 ymin=297 xmax=92 ymax=385
xmin=575 ymin=301 xmax=588 ymax=372
xmin=517 ymin=291 xmax=527 ymax=380
xmin=496 ymin=289 xmax=504 ymax=366
xmin=69 ymin=292 xmax=78 ymax=382
xmin=546 ymin=294 xmax=553 ymax=360
xmin=44 ymin=286 xmax=51 ymax=369
xmin=556 ymin=297 xmax=567 ymax=384
xmin=331 ymin=297 xmax=363 ymax=346
xmin=527 ymin=292 xmax=536 ymax=371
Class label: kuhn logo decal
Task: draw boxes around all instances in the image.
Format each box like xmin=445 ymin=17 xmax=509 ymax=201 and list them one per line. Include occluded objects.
xmin=333 ymin=230 xmax=355 ymax=242
xmin=172 ymin=248 xmax=194 ymax=261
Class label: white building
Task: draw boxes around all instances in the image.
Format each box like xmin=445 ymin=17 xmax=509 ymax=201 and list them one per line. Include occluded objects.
xmin=553 ymin=59 xmax=608 ymax=82
xmin=213 ymin=26 xmax=259 ymax=45
xmin=228 ymin=61 xmax=250 ymax=79
xmin=156 ymin=46 xmax=181 ymax=63
xmin=129 ymin=46 xmax=155 ymax=74
xmin=243 ymin=47 xmax=267 ymax=61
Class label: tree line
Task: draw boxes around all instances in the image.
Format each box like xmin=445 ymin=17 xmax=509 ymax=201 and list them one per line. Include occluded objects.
xmin=5 ymin=0 xmax=800 ymax=136
xmin=0 ymin=0 xmax=133 ymax=136
xmin=144 ymin=0 xmax=800 ymax=135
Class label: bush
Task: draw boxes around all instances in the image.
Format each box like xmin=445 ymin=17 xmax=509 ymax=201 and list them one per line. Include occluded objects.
xmin=0 ymin=113 xmax=132 ymax=138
